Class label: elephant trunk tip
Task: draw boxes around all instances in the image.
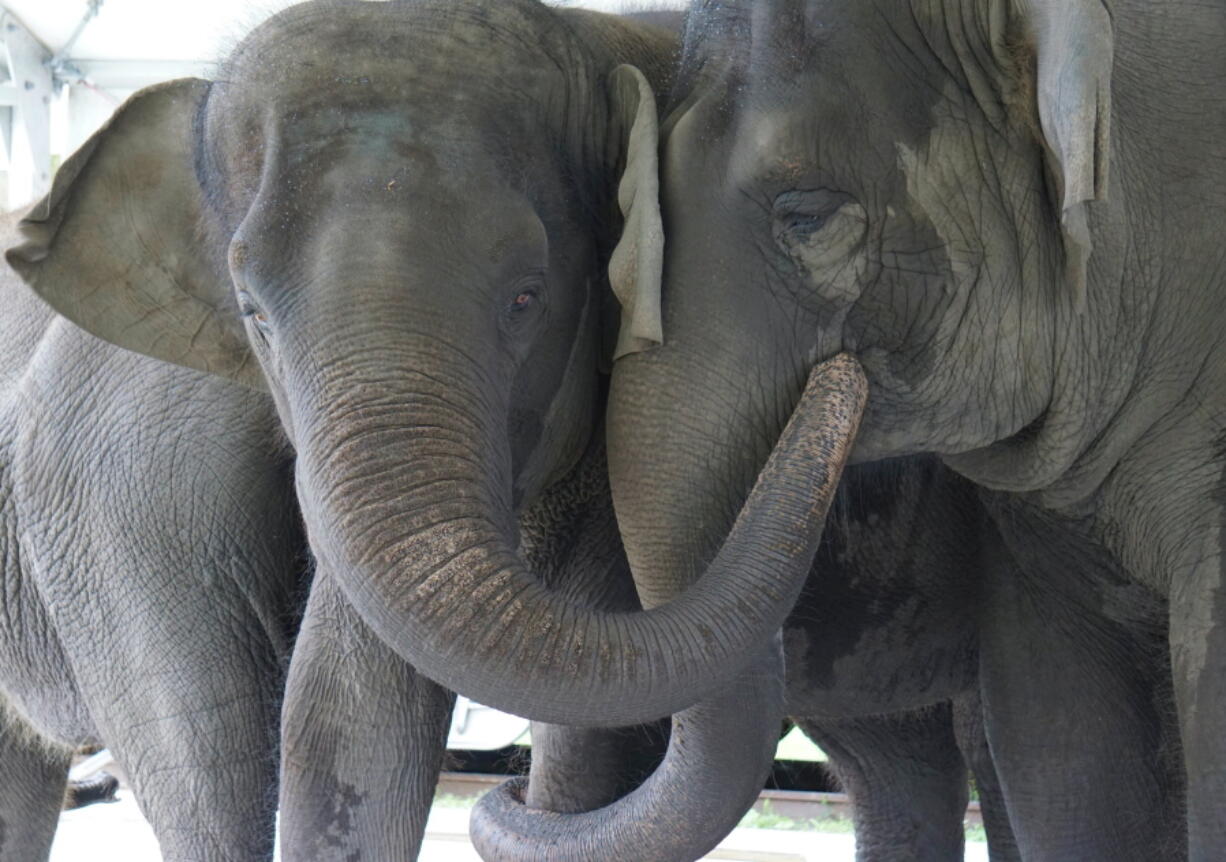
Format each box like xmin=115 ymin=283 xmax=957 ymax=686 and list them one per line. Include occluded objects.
xmin=470 ymin=777 xmax=559 ymax=862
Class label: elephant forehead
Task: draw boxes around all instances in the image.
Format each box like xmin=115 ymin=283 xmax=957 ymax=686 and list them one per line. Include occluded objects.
xmin=726 ymin=109 xmax=819 ymax=185
xmin=218 ymin=0 xmax=576 ymax=119
xmin=208 ymin=19 xmax=573 ymax=190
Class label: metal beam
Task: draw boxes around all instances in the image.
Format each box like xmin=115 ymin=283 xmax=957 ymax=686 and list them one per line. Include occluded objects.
xmin=0 ymin=106 xmax=12 ymax=168
xmin=46 ymin=0 xmax=104 ymax=85
xmin=0 ymin=9 xmax=53 ymax=205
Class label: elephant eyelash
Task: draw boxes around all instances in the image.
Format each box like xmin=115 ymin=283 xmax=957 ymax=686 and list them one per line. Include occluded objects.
xmin=509 ymin=289 xmax=538 ymax=311
xmin=504 ymin=276 xmax=546 ymax=317
xmin=236 ymin=292 xmax=272 ymax=332
xmin=773 ymin=189 xmax=852 ymax=235
xmin=781 ymin=211 xmax=832 ymax=238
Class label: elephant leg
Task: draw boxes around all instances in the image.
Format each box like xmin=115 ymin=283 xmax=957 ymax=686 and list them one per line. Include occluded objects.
xmin=8 ymin=355 xmax=308 ymax=861
xmin=797 ymin=705 xmax=967 ymax=862
xmin=63 ymin=770 xmax=119 ymax=810
xmin=950 ymin=690 xmax=1019 ymax=862
xmin=0 ymin=709 xmax=69 ymax=861
xmin=59 ymin=582 xmax=287 ymax=862
xmin=525 ymin=720 xmax=668 ymax=813
xmin=1171 ymin=559 xmax=1226 ymax=861
xmin=280 ymin=565 xmax=455 ymax=861
xmin=980 ymin=560 xmax=1179 ymax=862
xmin=34 ymin=502 xmax=298 ymax=859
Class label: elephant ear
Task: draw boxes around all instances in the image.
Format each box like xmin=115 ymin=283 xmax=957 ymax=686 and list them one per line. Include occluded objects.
xmin=5 ymin=78 xmax=264 ymax=389
xmin=1014 ymin=0 xmax=1113 ymax=310
xmin=606 ymin=64 xmax=664 ymax=362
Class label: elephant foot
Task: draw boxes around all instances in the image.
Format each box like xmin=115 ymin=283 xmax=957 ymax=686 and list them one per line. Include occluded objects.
xmin=63 ymin=772 xmax=120 ymax=810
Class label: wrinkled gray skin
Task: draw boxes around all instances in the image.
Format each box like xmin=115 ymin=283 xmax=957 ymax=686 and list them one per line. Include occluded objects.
xmin=0 ymin=239 xmax=303 ymax=860
xmin=487 ymin=456 xmax=1025 ymax=862
xmin=787 ymin=459 xmax=1175 ymax=860
xmin=5 ymin=1 xmax=867 ymax=859
xmin=605 ymin=0 xmax=1210 ymax=859
xmin=785 ymin=459 xmax=1016 ymax=862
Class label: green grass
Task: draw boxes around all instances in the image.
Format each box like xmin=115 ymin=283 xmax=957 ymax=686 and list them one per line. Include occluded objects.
xmin=433 ymin=793 xmax=479 ymax=809
xmin=737 ymin=801 xmax=853 ymax=832
xmin=737 ymin=801 xmax=988 ymax=843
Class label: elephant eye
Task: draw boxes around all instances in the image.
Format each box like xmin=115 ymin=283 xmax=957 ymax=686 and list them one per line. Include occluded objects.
xmin=781 ymin=211 xmax=832 ymax=237
xmin=500 ymin=275 xmax=546 ymax=339
xmin=504 ymin=279 xmax=544 ymax=318
xmin=773 ymin=189 xmax=853 ymax=243
xmin=237 ymin=291 xmax=272 ymax=336
xmin=772 ymin=189 xmax=868 ymax=276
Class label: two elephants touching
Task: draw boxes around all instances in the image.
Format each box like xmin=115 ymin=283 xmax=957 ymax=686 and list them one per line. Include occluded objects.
xmin=0 ymin=0 xmax=1216 ymax=859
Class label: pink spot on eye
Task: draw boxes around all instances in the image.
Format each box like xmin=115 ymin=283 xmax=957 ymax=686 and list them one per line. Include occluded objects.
xmin=514 ymin=293 xmax=534 ymax=307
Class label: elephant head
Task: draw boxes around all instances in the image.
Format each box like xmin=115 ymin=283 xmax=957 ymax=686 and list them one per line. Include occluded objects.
xmin=572 ymin=1 xmax=1117 ymax=854
xmin=6 ymin=0 xmax=865 ymax=732
xmin=608 ymin=0 xmax=1121 ymax=611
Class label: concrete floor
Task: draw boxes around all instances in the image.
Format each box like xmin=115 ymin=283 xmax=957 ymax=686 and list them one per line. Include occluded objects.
xmin=51 ymin=790 xmax=991 ymax=862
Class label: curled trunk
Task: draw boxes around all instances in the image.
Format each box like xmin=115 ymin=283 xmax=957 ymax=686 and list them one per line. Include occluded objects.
xmin=470 ymin=642 xmax=783 ymax=862
xmin=466 ymin=357 xmax=868 ymax=860
xmin=295 ymin=354 xmax=867 ymax=725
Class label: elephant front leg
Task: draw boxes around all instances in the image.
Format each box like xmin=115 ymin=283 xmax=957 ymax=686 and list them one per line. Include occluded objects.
xmin=0 ymin=709 xmax=69 ymax=861
xmin=980 ymin=555 xmax=1180 ymax=862
xmin=1172 ymin=555 xmax=1226 ymax=860
xmin=950 ymin=690 xmax=1020 ymax=862
xmin=524 ymin=720 xmax=669 ymax=814
xmin=279 ymin=566 xmax=455 ymax=861
xmin=797 ymin=706 xmax=968 ymax=862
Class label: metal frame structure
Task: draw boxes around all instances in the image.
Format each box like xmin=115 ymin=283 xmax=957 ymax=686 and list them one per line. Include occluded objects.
xmin=0 ymin=1 xmax=216 ymax=208
xmin=0 ymin=7 xmax=55 ymax=205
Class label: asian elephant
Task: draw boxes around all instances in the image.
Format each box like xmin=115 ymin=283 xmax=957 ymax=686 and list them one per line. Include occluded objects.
xmin=4 ymin=0 xmax=867 ymax=858
xmin=593 ymin=0 xmax=1206 ymax=859
xmin=0 ymin=255 xmax=657 ymax=860
xmin=0 ymin=248 xmax=643 ymax=860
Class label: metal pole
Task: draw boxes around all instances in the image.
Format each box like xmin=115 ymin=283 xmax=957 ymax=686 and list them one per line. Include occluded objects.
xmin=0 ymin=9 xmax=53 ymax=204
xmin=47 ymin=0 xmax=105 ymax=85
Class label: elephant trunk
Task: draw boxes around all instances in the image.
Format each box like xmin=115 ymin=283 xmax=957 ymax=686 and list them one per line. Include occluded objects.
xmin=518 ymin=322 xmax=853 ymax=857
xmin=470 ymin=642 xmax=784 ymax=862
xmin=294 ymin=352 xmax=866 ymax=726
xmin=467 ymin=357 xmax=865 ymax=860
